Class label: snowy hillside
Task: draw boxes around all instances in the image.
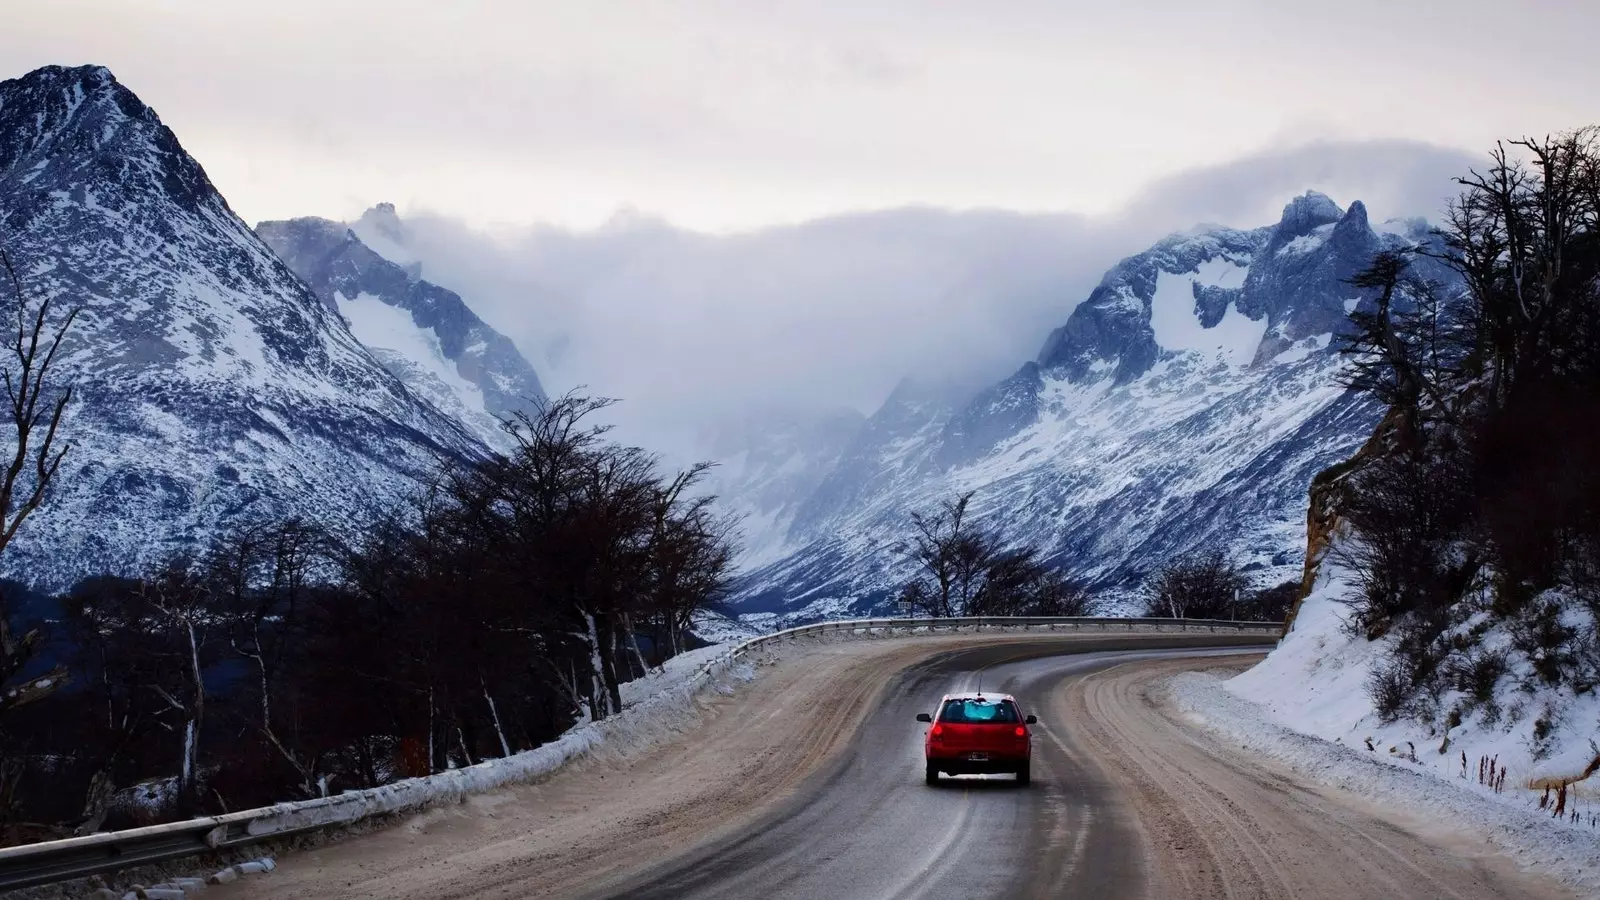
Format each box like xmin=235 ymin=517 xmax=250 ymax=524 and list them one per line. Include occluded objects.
xmin=1223 ymin=556 xmax=1600 ymax=842
xmin=733 ymin=193 xmax=1445 ymax=621
xmin=0 ymin=65 xmax=486 ymax=587
xmin=257 ymin=208 xmax=547 ymax=448
xmin=692 ymin=406 xmax=867 ymax=567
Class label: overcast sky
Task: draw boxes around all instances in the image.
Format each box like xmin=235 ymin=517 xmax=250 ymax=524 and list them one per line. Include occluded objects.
xmin=8 ymin=0 xmax=1597 ymax=232
xmin=7 ymin=2 xmax=1596 ymax=463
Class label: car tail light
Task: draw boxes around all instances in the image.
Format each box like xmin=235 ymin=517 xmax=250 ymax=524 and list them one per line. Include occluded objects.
xmin=1014 ymin=726 xmax=1026 ymax=737
xmin=931 ymin=725 xmax=943 ymax=737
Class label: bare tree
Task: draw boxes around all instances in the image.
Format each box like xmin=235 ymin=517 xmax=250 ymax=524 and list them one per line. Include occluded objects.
xmin=1142 ymin=550 xmax=1248 ymax=620
xmin=898 ymin=492 xmax=1092 ymax=617
xmin=1338 ymin=250 xmax=1466 ymax=437
xmin=208 ymin=519 xmax=334 ymax=797
xmin=0 ymin=249 xmax=76 ymax=557
xmin=976 ymin=546 xmax=1094 ymax=617
xmin=897 ymin=492 xmax=983 ymax=617
xmin=0 ymin=249 xmax=77 ymax=722
xmin=1440 ymin=129 xmax=1600 ymax=405
xmin=144 ymin=561 xmax=212 ymax=809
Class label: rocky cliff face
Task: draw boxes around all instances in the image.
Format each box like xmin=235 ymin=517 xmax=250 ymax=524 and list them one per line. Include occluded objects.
xmin=0 ymin=65 xmax=485 ymax=587
xmin=731 ymin=193 xmax=1448 ymax=623
xmin=257 ymin=209 xmax=546 ymax=447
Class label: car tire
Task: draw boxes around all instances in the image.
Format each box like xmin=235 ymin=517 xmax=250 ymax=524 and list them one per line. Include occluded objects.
xmin=1016 ymin=762 xmax=1031 ymax=786
xmin=925 ymin=762 xmax=939 ymax=786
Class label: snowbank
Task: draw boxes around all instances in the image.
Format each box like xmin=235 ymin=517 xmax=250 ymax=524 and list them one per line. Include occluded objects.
xmin=1229 ymin=561 xmax=1600 ymax=792
xmin=1171 ymin=670 xmax=1600 ymax=893
xmin=234 ymin=641 xmax=753 ymax=841
xmin=1193 ymin=558 xmax=1600 ymax=888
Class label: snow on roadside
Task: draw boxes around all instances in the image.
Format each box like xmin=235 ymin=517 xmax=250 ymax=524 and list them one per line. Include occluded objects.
xmin=1166 ymin=556 xmax=1600 ymax=892
xmin=236 ymin=641 xmax=753 ymax=840
xmin=1170 ymin=670 xmax=1600 ymax=893
xmin=1227 ymin=559 xmax=1600 ymax=797
xmin=619 ymin=643 xmax=733 ymax=708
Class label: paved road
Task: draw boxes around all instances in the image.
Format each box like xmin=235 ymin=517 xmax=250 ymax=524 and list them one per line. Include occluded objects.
xmin=599 ymin=640 xmax=1566 ymax=900
xmin=219 ymin=634 xmax=1570 ymax=900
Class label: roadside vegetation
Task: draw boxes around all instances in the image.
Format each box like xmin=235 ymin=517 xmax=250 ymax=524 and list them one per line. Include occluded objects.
xmin=0 ymin=354 xmax=736 ymax=839
xmin=895 ymin=491 xmax=1093 ymax=617
xmin=1140 ymin=551 xmax=1296 ymax=622
xmin=1323 ymin=128 xmax=1600 ymax=756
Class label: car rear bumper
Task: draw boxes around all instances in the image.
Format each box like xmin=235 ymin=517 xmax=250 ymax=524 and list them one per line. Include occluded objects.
xmin=927 ymin=754 xmax=1028 ymax=775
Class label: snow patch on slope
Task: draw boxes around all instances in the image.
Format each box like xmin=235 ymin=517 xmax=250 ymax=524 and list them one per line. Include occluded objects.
xmin=340 ymin=291 xmax=486 ymax=415
xmin=1276 ymin=222 xmax=1336 ymax=257
xmin=1149 ymin=259 xmax=1264 ymax=367
xmin=1272 ymin=333 xmax=1333 ymax=365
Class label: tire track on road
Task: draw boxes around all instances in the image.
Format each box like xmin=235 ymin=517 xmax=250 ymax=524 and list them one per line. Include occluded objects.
xmin=1058 ymin=656 xmax=1573 ymax=900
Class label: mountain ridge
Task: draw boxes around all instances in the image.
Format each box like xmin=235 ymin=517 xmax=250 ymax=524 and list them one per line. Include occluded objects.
xmin=257 ymin=209 xmax=547 ymax=448
xmin=728 ymin=192 xmax=1450 ymax=623
xmin=0 ymin=64 xmax=487 ymax=587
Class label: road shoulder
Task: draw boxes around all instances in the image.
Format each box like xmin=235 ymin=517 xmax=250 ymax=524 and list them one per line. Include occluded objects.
xmin=1168 ymin=661 xmax=1600 ymax=898
xmin=1058 ymin=656 xmax=1579 ymax=900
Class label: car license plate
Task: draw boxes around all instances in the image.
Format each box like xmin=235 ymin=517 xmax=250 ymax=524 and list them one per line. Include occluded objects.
xmin=967 ymin=752 xmax=989 ymax=761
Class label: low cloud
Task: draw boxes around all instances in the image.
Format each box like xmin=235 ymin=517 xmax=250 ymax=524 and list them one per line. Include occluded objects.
xmin=364 ymin=139 xmax=1480 ymax=460
xmin=1119 ymin=139 xmax=1479 ymax=231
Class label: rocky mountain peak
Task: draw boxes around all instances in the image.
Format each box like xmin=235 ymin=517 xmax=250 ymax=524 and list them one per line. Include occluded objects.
xmin=1330 ymin=199 xmax=1372 ymax=246
xmin=356 ymin=201 xmax=406 ymax=244
xmin=1273 ymin=191 xmax=1344 ymax=241
xmin=1 ymin=65 xmax=223 ymax=222
xmin=256 ymin=212 xmax=547 ymax=448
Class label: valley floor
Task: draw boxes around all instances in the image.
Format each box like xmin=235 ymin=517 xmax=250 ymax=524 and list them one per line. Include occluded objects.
xmin=209 ymin=636 xmax=1575 ymax=900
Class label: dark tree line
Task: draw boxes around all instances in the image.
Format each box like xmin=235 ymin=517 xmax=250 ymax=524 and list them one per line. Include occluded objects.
xmin=895 ymin=492 xmax=1093 ymax=617
xmin=1140 ymin=550 xmax=1294 ymax=622
xmin=0 ymin=393 xmax=735 ymax=838
xmin=1330 ymin=129 xmax=1600 ymax=729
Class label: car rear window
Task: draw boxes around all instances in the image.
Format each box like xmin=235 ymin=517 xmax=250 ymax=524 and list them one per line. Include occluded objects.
xmin=939 ymin=698 xmax=1020 ymax=723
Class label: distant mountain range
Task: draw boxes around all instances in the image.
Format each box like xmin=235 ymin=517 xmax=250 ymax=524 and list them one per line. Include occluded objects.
xmin=257 ymin=205 xmax=546 ymax=448
xmin=725 ymin=193 xmax=1453 ymax=623
xmin=0 ymin=62 xmax=1449 ymax=619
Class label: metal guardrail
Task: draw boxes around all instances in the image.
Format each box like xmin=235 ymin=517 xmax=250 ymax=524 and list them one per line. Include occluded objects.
xmin=0 ymin=615 xmax=1281 ymax=891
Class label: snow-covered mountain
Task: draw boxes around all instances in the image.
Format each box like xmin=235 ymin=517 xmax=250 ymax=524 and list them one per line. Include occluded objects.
xmin=691 ymin=406 xmax=867 ymax=566
xmin=257 ymin=207 xmax=546 ymax=447
xmin=0 ymin=65 xmax=487 ymax=587
xmin=733 ymin=192 xmax=1445 ymax=622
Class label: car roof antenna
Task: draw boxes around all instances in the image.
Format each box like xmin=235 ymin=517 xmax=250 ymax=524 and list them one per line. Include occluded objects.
xmin=975 ymin=672 xmax=982 ymax=696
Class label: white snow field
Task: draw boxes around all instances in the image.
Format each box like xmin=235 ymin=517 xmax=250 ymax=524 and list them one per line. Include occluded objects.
xmin=1148 ymin=258 xmax=1263 ymax=366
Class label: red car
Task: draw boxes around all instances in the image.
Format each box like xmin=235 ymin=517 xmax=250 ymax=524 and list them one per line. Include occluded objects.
xmin=916 ymin=691 xmax=1036 ymax=785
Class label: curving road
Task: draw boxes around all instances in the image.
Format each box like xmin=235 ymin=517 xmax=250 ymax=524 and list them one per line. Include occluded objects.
xmin=600 ymin=640 xmax=1173 ymax=899
xmin=220 ymin=635 xmax=1572 ymax=900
